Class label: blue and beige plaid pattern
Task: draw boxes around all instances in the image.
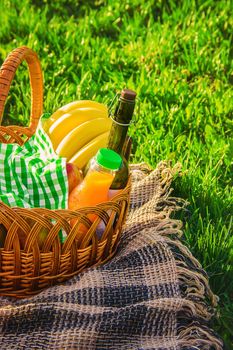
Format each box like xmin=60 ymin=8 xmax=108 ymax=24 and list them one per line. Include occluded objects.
xmin=0 ymin=163 xmax=222 ymax=350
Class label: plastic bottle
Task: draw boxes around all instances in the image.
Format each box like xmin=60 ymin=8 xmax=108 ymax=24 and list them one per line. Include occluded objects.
xmin=68 ymin=148 xmax=122 ymax=239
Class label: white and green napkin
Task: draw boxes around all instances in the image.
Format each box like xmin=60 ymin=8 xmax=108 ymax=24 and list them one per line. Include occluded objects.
xmin=0 ymin=114 xmax=68 ymax=210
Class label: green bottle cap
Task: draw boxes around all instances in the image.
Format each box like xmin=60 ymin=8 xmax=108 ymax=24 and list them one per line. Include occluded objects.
xmin=96 ymin=148 xmax=122 ymax=170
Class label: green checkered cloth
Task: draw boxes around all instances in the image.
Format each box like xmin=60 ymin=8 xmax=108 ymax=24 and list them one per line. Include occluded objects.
xmin=0 ymin=114 xmax=68 ymax=210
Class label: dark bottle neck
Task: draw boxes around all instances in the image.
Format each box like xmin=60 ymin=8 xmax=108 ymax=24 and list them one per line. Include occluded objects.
xmin=122 ymin=136 xmax=132 ymax=161
xmin=107 ymin=97 xmax=135 ymax=155
xmin=114 ymin=97 xmax=136 ymax=124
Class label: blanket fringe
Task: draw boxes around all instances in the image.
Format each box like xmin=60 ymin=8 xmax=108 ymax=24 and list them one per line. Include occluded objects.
xmin=177 ymin=323 xmax=223 ymax=350
xmin=169 ymin=237 xmax=217 ymax=307
xmin=151 ymin=162 xmax=223 ymax=349
xmin=158 ymin=219 xmax=223 ymax=349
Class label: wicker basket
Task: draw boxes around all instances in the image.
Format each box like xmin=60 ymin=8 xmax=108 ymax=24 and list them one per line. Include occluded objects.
xmin=0 ymin=47 xmax=130 ymax=298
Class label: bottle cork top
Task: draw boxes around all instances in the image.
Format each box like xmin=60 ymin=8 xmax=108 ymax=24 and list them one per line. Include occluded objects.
xmin=121 ymin=89 xmax=137 ymax=101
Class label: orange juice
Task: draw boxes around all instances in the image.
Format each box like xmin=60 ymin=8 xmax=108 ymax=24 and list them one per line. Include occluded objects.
xmin=69 ymin=170 xmax=114 ymax=210
xmin=68 ymin=148 xmax=122 ymax=240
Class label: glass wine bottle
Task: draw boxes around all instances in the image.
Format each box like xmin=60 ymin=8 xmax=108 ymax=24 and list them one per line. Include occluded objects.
xmin=107 ymin=88 xmax=137 ymax=193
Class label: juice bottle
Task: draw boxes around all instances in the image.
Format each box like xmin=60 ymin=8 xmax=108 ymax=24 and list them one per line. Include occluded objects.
xmin=68 ymin=148 xmax=122 ymax=240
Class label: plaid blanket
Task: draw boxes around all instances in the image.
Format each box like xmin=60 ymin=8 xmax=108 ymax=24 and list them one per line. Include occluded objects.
xmin=0 ymin=162 xmax=223 ymax=350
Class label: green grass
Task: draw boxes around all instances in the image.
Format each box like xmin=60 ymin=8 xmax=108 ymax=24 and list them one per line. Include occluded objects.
xmin=0 ymin=0 xmax=232 ymax=347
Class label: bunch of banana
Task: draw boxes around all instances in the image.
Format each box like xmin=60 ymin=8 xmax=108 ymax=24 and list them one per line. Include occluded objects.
xmin=69 ymin=131 xmax=110 ymax=169
xmin=44 ymin=100 xmax=112 ymax=170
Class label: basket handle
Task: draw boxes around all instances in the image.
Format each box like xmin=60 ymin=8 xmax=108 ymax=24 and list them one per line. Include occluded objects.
xmin=0 ymin=46 xmax=43 ymax=133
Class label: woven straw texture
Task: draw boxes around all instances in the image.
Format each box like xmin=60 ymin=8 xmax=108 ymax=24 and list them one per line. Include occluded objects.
xmin=0 ymin=46 xmax=43 ymax=134
xmin=0 ymin=46 xmax=130 ymax=297
xmin=0 ymin=162 xmax=223 ymax=350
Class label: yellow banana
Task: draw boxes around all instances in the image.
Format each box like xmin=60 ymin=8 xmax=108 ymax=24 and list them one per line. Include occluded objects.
xmin=44 ymin=100 xmax=108 ymax=131
xmin=48 ymin=108 xmax=108 ymax=149
xmin=56 ymin=118 xmax=112 ymax=160
xmin=58 ymin=100 xmax=107 ymax=114
xmin=69 ymin=132 xmax=110 ymax=169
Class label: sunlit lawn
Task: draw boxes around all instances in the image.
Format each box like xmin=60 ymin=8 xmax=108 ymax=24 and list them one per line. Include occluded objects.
xmin=0 ymin=0 xmax=232 ymax=347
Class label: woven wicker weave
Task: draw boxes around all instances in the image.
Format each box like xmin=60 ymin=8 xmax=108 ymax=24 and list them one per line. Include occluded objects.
xmin=0 ymin=47 xmax=130 ymax=298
